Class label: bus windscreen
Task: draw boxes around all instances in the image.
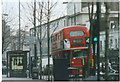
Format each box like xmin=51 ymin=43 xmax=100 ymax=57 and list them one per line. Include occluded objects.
xmin=72 ymin=50 xmax=88 ymax=59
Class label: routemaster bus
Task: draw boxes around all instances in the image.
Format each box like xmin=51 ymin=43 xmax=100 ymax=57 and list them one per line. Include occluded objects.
xmin=51 ymin=26 xmax=93 ymax=75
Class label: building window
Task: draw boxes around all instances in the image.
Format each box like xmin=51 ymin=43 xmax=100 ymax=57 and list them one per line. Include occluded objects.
xmin=71 ymin=18 xmax=74 ymax=25
xmin=52 ymin=35 xmax=56 ymax=42
xmin=100 ymin=41 xmax=102 ymax=51
xmin=110 ymin=21 xmax=116 ymax=29
xmin=81 ymin=2 xmax=89 ymax=12
xmin=107 ymin=2 xmax=119 ymax=11
xmin=104 ymin=40 xmax=105 ymax=50
xmin=64 ymin=20 xmax=65 ymax=26
xmin=115 ymin=39 xmax=118 ymax=49
xmin=81 ymin=2 xmax=97 ymax=12
xmin=57 ymin=33 xmax=60 ymax=41
xmin=110 ymin=39 xmax=113 ymax=49
xmin=60 ymin=32 xmax=63 ymax=40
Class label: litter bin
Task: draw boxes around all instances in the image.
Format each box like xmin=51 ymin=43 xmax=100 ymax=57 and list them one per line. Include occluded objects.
xmin=32 ymin=67 xmax=39 ymax=79
xmin=53 ymin=59 xmax=69 ymax=81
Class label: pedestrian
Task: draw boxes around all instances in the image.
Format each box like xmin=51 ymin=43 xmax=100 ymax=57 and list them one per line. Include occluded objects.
xmin=26 ymin=69 xmax=29 ymax=78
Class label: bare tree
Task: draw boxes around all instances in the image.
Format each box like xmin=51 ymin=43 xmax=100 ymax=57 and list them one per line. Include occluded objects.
xmin=2 ymin=3 xmax=18 ymax=54
xmin=2 ymin=20 xmax=10 ymax=54
xmin=36 ymin=1 xmax=44 ymax=80
xmin=44 ymin=0 xmax=57 ymax=80
xmin=21 ymin=1 xmax=58 ymax=80
xmin=86 ymin=2 xmax=94 ymax=78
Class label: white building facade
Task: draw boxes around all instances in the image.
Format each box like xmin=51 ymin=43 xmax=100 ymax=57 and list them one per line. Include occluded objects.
xmin=30 ymin=1 xmax=119 ymax=57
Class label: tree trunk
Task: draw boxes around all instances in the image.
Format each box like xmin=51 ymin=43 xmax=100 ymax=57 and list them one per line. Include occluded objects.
xmin=39 ymin=24 xmax=42 ymax=80
xmin=39 ymin=2 xmax=43 ymax=79
xmin=104 ymin=2 xmax=110 ymax=80
xmin=34 ymin=0 xmax=37 ymax=67
xmin=86 ymin=2 xmax=94 ymax=77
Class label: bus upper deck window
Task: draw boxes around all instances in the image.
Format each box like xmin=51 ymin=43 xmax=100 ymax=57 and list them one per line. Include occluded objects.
xmin=69 ymin=31 xmax=84 ymax=37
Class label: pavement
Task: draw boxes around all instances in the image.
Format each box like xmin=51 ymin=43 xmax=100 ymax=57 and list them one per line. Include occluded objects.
xmin=2 ymin=75 xmax=32 ymax=80
xmin=2 ymin=75 xmax=47 ymax=82
xmin=84 ymin=76 xmax=104 ymax=81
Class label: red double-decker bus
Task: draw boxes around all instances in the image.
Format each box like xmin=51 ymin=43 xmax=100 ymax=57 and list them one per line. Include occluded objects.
xmin=51 ymin=26 xmax=93 ymax=75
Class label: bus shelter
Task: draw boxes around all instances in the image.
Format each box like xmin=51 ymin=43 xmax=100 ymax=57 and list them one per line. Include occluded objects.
xmin=6 ymin=50 xmax=30 ymax=77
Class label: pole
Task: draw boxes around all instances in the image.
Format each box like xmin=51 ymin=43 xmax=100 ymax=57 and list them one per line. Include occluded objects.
xmin=19 ymin=0 xmax=21 ymax=50
xmin=7 ymin=53 xmax=8 ymax=77
xmin=39 ymin=4 xmax=43 ymax=79
xmin=93 ymin=43 xmax=96 ymax=75
xmin=47 ymin=0 xmax=50 ymax=81
xmin=34 ymin=0 xmax=37 ymax=67
xmin=119 ymin=1 xmax=120 ymax=81
xmin=96 ymin=2 xmax=101 ymax=80
xmin=29 ymin=51 xmax=31 ymax=78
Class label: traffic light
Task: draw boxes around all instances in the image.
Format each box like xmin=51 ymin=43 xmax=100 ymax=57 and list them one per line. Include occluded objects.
xmin=93 ymin=37 xmax=98 ymax=42
xmin=92 ymin=19 xmax=98 ymax=43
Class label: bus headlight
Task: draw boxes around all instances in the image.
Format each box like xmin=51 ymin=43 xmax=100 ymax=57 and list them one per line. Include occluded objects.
xmin=72 ymin=61 xmax=74 ymax=64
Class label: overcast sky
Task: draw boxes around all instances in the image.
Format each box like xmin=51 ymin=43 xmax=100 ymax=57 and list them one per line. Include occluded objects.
xmin=2 ymin=0 xmax=67 ymax=32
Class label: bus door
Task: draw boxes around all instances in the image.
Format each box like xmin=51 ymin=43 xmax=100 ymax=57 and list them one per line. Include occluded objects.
xmin=71 ymin=49 xmax=88 ymax=67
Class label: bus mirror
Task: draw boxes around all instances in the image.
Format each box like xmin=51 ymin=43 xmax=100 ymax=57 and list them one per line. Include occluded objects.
xmin=64 ymin=39 xmax=70 ymax=49
xmin=85 ymin=37 xmax=89 ymax=44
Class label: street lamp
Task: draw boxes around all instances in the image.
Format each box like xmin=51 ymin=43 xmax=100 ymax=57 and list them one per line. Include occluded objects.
xmin=2 ymin=14 xmax=8 ymax=21
xmin=3 ymin=14 xmax=8 ymax=16
xmin=19 ymin=0 xmax=21 ymax=50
